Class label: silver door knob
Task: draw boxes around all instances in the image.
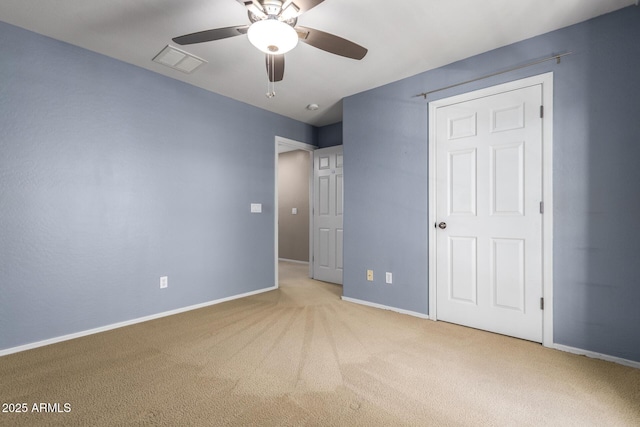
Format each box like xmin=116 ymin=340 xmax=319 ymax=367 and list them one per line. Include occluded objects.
xmin=438 ymin=222 xmax=447 ymax=229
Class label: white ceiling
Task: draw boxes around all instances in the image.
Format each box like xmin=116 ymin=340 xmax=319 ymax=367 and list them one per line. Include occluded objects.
xmin=0 ymin=0 xmax=635 ymax=126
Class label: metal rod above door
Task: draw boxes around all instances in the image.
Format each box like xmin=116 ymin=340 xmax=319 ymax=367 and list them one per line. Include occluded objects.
xmin=414 ymin=52 xmax=572 ymax=100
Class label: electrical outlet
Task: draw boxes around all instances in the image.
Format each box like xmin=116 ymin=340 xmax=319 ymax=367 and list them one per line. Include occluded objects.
xmin=386 ymin=272 xmax=393 ymax=284
xmin=160 ymin=276 xmax=168 ymax=289
xmin=366 ymin=270 xmax=374 ymax=281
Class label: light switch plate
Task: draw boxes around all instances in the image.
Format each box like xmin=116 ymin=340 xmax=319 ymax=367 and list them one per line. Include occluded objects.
xmin=292 ymin=208 xmax=298 ymax=215
xmin=251 ymin=203 xmax=262 ymax=213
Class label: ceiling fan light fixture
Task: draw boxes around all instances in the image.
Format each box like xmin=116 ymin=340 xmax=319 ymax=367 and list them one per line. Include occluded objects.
xmin=247 ymin=18 xmax=298 ymax=54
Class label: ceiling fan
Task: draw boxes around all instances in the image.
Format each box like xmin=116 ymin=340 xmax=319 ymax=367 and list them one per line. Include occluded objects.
xmin=172 ymin=0 xmax=368 ymax=84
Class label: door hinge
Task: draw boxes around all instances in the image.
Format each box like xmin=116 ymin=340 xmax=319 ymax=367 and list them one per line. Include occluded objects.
xmin=539 ymin=201 xmax=544 ymax=214
xmin=540 ymin=297 xmax=544 ymax=310
xmin=540 ymin=105 xmax=544 ymax=118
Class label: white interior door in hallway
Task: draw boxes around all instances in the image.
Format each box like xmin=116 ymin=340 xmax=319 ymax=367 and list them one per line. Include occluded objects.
xmin=313 ymin=146 xmax=344 ymax=285
xmin=430 ymin=76 xmax=552 ymax=343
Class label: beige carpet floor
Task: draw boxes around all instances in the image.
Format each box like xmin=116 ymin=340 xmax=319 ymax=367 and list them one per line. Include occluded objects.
xmin=1 ymin=261 xmax=639 ymax=426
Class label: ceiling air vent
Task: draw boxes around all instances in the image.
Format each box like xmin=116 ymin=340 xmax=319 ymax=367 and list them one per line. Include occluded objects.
xmin=152 ymin=45 xmax=206 ymax=73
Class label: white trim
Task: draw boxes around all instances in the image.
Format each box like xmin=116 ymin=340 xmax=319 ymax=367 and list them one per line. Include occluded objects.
xmin=428 ymin=73 xmax=554 ymax=347
xmin=0 ymin=285 xmax=277 ymax=358
xmin=540 ymin=75 xmax=554 ymax=348
xmin=308 ymin=151 xmax=315 ymax=279
xmin=341 ymin=296 xmax=430 ymax=319
xmin=428 ymin=103 xmax=438 ymax=320
xmin=274 ymin=136 xmax=316 ymax=286
xmin=275 ymin=136 xmax=316 ymax=152
xmin=278 ymin=258 xmax=309 ymax=265
xmin=554 ymin=344 xmax=640 ymax=370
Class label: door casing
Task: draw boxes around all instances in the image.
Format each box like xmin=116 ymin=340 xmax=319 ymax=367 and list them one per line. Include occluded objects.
xmin=427 ymin=73 xmax=554 ymax=347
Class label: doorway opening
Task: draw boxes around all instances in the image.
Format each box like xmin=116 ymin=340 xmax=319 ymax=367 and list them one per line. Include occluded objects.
xmin=274 ymin=136 xmax=315 ymax=287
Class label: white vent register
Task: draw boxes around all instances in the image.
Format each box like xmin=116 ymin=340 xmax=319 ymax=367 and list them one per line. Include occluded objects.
xmin=152 ymin=45 xmax=206 ymax=74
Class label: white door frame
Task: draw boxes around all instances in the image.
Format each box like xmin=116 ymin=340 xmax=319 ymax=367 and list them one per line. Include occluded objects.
xmin=427 ymin=73 xmax=554 ymax=347
xmin=274 ymin=136 xmax=316 ymax=286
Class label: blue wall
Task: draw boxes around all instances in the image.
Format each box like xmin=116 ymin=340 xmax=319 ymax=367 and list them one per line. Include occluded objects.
xmin=317 ymin=122 xmax=343 ymax=148
xmin=0 ymin=21 xmax=315 ymax=351
xmin=343 ymin=7 xmax=640 ymax=362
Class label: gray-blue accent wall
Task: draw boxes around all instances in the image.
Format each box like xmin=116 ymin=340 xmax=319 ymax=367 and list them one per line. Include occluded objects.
xmin=317 ymin=122 xmax=343 ymax=148
xmin=343 ymin=6 xmax=640 ymax=362
xmin=0 ymin=21 xmax=314 ymax=351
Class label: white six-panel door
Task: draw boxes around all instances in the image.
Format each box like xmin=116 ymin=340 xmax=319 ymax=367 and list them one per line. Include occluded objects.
xmin=313 ymin=146 xmax=344 ymax=284
xmin=434 ymin=83 xmax=544 ymax=342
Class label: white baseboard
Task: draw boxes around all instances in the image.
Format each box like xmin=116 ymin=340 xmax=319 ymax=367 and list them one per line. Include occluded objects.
xmin=278 ymin=258 xmax=309 ymax=265
xmin=0 ymin=285 xmax=278 ymax=358
xmin=341 ymin=296 xmax=429 ymax=319
xmin=339 ymin=299 xmax=639 ymax=369
xmin=553 ymin=344 xmax=640 ymax=370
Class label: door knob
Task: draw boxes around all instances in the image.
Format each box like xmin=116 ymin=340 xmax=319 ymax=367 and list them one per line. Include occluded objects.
xmin=438 ymin=222 xmax=447 ymax=229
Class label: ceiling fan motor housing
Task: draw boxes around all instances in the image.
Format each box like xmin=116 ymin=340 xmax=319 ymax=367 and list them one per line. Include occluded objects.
xmin=247 ymin=0 xmax=299 ymax=25
xmin=248 ymin=11 xmax=297 ymax=27
xmin=261 ymin=0 xmax=285 ymax=16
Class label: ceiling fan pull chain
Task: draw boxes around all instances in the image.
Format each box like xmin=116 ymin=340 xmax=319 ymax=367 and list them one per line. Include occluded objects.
xmin=266 ymin=54 xmax=276 ymax=98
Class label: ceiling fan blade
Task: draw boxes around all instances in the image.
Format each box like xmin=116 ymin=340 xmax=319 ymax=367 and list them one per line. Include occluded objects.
xmin=172 ymin=25 xmax=249 ymax=45
xmin=278 ymin=0 xmax=324 ymax=21
xmin=289 ymin=0 xmax=326 ymax=14
xmin=296 ymin=26 xmax=367 ymax=60
xmin=266 ymin=54 xmax=285 ymax=82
